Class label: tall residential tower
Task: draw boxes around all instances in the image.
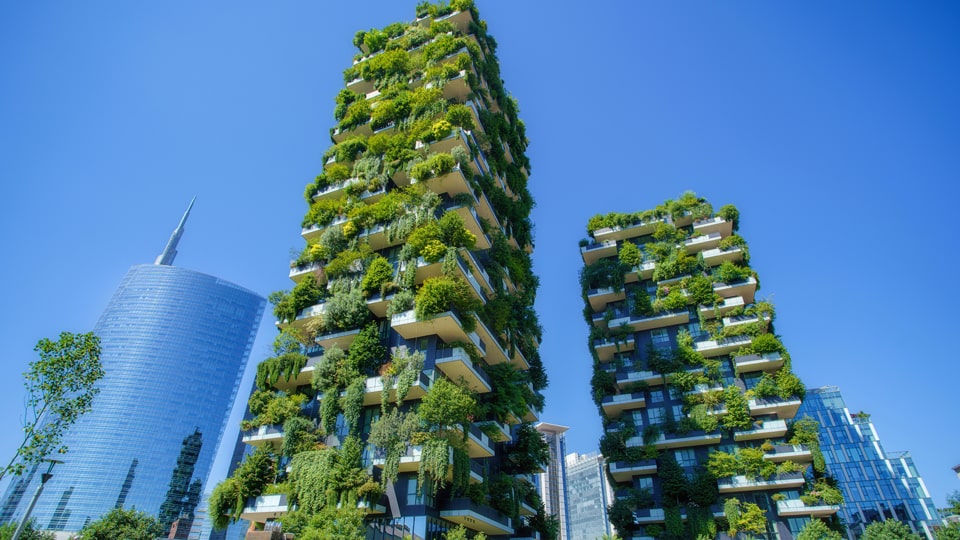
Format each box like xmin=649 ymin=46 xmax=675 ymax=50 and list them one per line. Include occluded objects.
xmin=0 ymin=201 xmax=265 ymax=534
xmin=215 ymin=2 xmax=548 ymax=540
xmin=580 ymin=195 xmax=831 ymax=539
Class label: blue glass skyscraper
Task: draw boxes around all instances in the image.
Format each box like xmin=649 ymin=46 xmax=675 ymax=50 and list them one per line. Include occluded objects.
xmin=798 ymin=387 xmax=941 ymax=539
xmin=0 ymin=200 xmax=265 ymax=534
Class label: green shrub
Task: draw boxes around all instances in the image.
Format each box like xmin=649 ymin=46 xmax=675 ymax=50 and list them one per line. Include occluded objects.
xmin=618 ymin=242 xmax=642 ymax=267
xmin=361 ymin=256 xmax=394 ymax=297
xmin=445 ymin=104 xmax=475 ymax=130
xmin=415 ymin=276 xmax=480 ymax=322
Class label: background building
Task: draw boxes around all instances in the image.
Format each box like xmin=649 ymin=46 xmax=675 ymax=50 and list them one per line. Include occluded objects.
xmin=223 ymin=2 xmax=549 ymax=539
xmin=564 ymin=452 xmax=614 ymax=540
xmin=581 ymin=195 xmax=824 ymax=539
xmin=535 ymin=423 xmax=569 ymax=540
xmin=798 ymin=386 xmax=941 ymax=539
xmin=0 ymin=202 xmax=265 ymax=533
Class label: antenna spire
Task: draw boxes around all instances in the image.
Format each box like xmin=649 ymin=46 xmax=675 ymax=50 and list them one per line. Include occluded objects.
xmin=155 ymin=197 xmax=196 ymax=266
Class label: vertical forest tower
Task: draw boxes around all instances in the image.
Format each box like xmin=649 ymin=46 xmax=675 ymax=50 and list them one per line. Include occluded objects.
xmin=580 ymin=195 xmax=840 ymax=540
xmin=214 ymin=2 xmax=550 ymax=539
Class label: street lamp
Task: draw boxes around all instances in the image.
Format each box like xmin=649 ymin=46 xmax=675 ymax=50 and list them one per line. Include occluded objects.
xmin=12 ymin=459 xmax=63 ymax=540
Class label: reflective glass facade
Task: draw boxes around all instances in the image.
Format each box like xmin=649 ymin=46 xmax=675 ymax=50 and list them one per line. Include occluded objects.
xmin=0 ymin=264 xmax=264 ymax=532
xmin=797 ymin=387 xmax=941 ymax=539
xmin=563 ymin=453 xmax=613 ymax=540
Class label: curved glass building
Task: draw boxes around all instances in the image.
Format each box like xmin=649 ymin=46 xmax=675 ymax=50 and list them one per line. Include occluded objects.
xmin=0 ymin=201 xmax=265 ymax=534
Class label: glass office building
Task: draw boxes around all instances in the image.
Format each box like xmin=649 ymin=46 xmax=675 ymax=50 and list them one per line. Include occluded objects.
xmin=798 ymin=387 xmax=941 ymax=539
xmin=0 ymin=202 xmax=265 ymax=533
xmin=563 ymin=452 xmax=614 ymax=540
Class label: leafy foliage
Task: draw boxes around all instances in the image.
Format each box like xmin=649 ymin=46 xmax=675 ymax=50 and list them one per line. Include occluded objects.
xmin=862 ymin=520 xmax=923 ymax=540
xmin=78 ymin=507 xmax=164 ymax=540
xmin=3 ymin=332 xmax=103 ymax=480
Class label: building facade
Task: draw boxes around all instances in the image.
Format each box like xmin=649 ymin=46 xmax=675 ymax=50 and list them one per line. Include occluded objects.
xmin=220 ymin=2 xmax=548 ymax=539
xmin=564 ymin=452 xmax=614 ymax=540
xmin=797 ymin=387 xmax=941 ymax=539
xmin=0 ymin=201 xmax=265 ymax=533
xmin=580 ymin=195 xmax=829 ymax=539
xmin=535 ymin=423 xmax=569 ymax=540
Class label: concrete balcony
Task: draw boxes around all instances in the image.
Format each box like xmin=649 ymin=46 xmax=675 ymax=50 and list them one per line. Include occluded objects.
xmin=372 ymin=445 xmax=423 ymax=473
xmin=427 ymin=69 xmax=472 ymax=102
xmin=523 ymin=403 xmax=541 ymax=423
xmin=391 ymin=309 xmax=471 ymax=343
xmin=443 ymin=203 xmax=491 ymax=250
xmin=592 ymin=218 xmax=666 ymax=243
xmin=616 ymin=369 xmax=664 ymax=389
xmin=608 ymin=460 xmax=657 ymax=482
xmin=271 ymin=354 xmax=321 ymax=392
xmin=734 ymin=419 xmax=788 ymax=441
xmin=312 ymin=178 xmax=362 ymax=201
xmin=580 ymin=240 xmax=617 ymax=265
xmin=345 ymin=76 xmax=374 ymax=95
xmin=435 ymin=346 xmax=492 ymax=394
xmin=477 ymin=420 xmax=512 ymax=443
xmin=702 ymin=246 xmax=744 ymax=267
xmin=301 ymin=215 xmax=348 ymax=242
xmin=624 ymin=261 xmax=656 ymax=283
xmin=608 ymin=310 xmax=690 ymax=333
xmin=439 ymin=498 xmax=514 ymax=536
xmin=354 ymin=500 xmax=387 ymax=515
xmin=288 ymin=261 xmax=326 ymax=285
xmin=472 ymin=317 xmax=513 ymax=366
xmin=594 ymin=336 xmax=636 ymax=362
xmin=358 ymin=224 xmax=403 ymax=251
xmin=627 ymin=430 xmax=722 ymax=449
xmin=764 ymin=444 xmax=813 ymax=464
xmin=315 ymin=327 xmax=361 ymax=351
xmin=240 ymin=494 xmax=289 ymax=522
xmin=717 ymin=472 xmax=805 ymax=494
xmin=601 ymin=392 xmax=646 ymax=417
xmin=242 ymin=425 xmax=284 ymax=449
xmin=363 ymin=371 xmax=430 ymax=406
xmin=407 ymin=256 xmax=485 ymax=301
xmin=734 ymin=352 xmax=784 ymax=373
xmin=633 ymin=508 xmax=666 ymax=524
xmin=366 ymin=292 xmax=393 ymax=318
xmin=722 ymin=313 xmax=769 ymax=329
xmin=519 ymin=501 xmax=537 ymax=517
xmin=283 ymin=302 xmax=327 ymax=333
xmin=748 ymin=397 xmax=803 ymax=419
xmin=714 ymin=277 xmax=757 ymax=304
xmin=587 ymin=287 xmax=626 ymax=312
xmin=418 ymin=8 xmax=474 ymax=33
xmin=692 ymin=335 xmax=752 ymax=358
xmin=682 ymin=232 xmax=721 ymax=254
xmin=414 ymin=165 xmax=472 ymax=197
xmin=776 ymin=499 xmax=839 ymax=517
xmin=454 ymin=424 xmax=495 ymax=458
xmin=693 ymin=216 xmax=732 ymax=237
xmin=698 ymin=296 xmax=744 ymax=320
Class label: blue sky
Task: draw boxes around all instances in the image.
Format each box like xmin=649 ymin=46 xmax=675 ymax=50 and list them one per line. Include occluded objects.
xmin=1 ymin=0 xmax=957 ymax=508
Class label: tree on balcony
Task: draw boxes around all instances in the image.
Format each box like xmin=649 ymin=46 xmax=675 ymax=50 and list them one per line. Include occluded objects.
xmin=862 ymin=519 xmax=923 ymax=540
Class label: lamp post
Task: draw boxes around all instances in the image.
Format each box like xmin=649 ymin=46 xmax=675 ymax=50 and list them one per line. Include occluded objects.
xmin=12 ymin=459 xmax=63 ymax=540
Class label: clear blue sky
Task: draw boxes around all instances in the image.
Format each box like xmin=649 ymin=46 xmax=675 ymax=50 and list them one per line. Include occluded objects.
xmin=1 ymin=0 xmax=958 ymax=508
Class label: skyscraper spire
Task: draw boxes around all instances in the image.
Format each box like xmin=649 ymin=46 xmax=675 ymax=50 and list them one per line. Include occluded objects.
xmin=155 ymin=197 xmax=195 ymax=266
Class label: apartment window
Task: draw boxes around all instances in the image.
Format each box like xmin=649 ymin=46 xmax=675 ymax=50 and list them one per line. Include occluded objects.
xmin=672 ymin=405 xmax=685 ymax=420
xmin=637 ymin=477 xmax=653 ymax=490
xmin=687 ymin=322 xmax=707 ymax=341
xmin=675 ymin=449 xmax=697 ymax=467
xmin=651 ymin=329 xmax=670 ymax=347
xmin=649 ymin=390 xmax=664 ymax=403
xmin=631 ymin=410 xmax=645 ymax=428
xmin=648 ymin=408 xmax=665 ymax=425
